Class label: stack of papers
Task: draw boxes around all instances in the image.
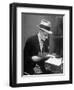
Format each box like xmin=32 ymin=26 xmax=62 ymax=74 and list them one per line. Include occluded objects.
xmin=45 ymin=57 xmax=62 ymax=66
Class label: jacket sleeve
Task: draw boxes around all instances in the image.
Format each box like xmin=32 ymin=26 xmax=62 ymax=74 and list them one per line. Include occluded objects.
xmin=24 ymin=39 xmax=35 ymax=73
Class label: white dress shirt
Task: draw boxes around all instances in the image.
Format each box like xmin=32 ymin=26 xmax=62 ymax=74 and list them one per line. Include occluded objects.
xmin=38 ymin=32 xmax=44 ymax=52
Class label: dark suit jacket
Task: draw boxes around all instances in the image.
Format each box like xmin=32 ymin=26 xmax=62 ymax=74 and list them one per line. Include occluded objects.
xmin=24 ymin=34 xmax=49 ymax=74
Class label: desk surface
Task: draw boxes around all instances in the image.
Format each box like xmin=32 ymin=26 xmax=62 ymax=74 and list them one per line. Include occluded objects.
xmin=45 ymin=63 xmax=63 ymax=73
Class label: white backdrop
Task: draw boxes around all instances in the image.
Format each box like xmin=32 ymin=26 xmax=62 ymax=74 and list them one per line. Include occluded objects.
xmin=0 ymin=0 xmax=74 ymax=90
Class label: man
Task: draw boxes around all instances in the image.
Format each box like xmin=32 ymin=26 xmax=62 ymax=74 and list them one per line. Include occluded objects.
xmin=24 ymin=19 xmax=53 ymax=75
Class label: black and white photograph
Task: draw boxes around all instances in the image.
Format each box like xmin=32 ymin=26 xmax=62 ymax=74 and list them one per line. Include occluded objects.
xmin=10 ymin=3 xmax=72 ymax=87
xmin=22 ymin=14 xmax=63 ymax=75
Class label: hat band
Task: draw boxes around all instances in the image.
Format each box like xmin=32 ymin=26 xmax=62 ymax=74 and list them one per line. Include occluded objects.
xmin=39 ymin=24 xmax=50 ymax=31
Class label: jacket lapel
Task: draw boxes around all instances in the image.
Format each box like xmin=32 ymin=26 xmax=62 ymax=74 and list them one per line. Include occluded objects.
xmin=35 ymin=35 xmax=41 ymax=52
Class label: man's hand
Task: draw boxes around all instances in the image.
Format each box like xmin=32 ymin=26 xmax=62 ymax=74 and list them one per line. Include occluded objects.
xmin=32 ymin=56 xmax=42 ymax=62
xmin=46 ymin=54 xmax=55 ymax=58
xmin=32 ymin=55 xmax=50 ymax=62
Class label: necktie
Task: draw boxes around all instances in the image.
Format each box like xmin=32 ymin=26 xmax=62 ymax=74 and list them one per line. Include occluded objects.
xmin=42 ymin=41 xmax=45 ymax=53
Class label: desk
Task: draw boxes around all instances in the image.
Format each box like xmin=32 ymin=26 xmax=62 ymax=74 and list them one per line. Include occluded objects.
xmin=44 ymin=63 xmax=63 ymax=73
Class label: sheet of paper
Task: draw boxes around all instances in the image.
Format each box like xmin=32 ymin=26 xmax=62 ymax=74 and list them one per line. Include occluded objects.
xmin=45 ymin=57 xmax=62 ymax=66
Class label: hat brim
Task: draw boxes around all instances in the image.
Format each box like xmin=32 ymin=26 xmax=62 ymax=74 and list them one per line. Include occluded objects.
xmin=37 ymin=25 xmax=53 ymax=34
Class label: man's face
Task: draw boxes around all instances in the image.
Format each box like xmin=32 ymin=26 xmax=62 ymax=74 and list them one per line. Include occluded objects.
xmin=40 ymin=30 xmax=49 ymax=41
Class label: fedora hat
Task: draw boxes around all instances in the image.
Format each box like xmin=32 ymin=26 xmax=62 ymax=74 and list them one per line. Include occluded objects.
xmin=37 ymin=19 xmax=53 ymax=34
